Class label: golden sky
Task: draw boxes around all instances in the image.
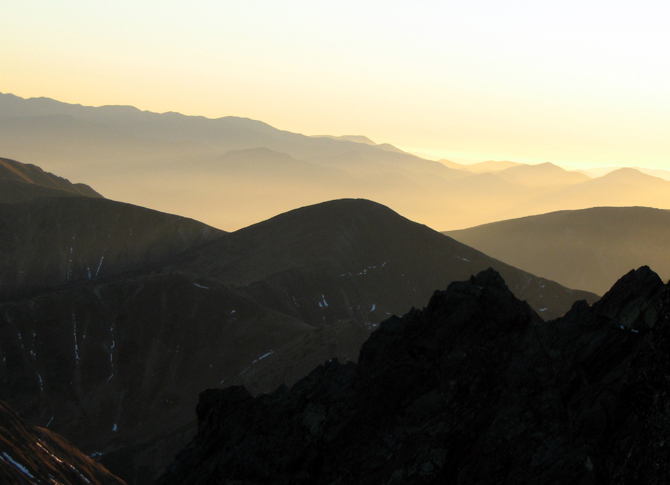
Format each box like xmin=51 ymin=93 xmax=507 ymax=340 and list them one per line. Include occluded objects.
xmin=3 ymin=0 xmax=670 ymax=169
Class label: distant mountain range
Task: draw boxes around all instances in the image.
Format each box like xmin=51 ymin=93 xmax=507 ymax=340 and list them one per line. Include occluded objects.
xmin=439 ymin=159 xmax=522 ymax=172
xmin=579 ymin=165 xmax=670 ymax=181
xmin=446 ymin=207 xmax=670 ymax=295
xmin=0 ymin=157 xmax=596 ymax=483
xmin=3 ymin=92 xmax=670 ymax=231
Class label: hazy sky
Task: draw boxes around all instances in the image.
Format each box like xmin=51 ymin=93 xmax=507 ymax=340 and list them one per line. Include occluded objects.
xmin=3 ymin=0 xmax=670 ymax=169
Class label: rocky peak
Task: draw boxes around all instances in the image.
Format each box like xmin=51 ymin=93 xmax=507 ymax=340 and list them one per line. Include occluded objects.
xmin=357 ymin=268 xmax=540 ymax=378
xmin=159 ymin=267 xmax=670 ymax=484
xmin=590 ymin=265 xmax=665 ymax=329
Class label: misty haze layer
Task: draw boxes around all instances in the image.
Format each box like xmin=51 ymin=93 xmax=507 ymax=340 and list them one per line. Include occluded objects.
xmin=3 ymin=93 xmax=670 ymax=232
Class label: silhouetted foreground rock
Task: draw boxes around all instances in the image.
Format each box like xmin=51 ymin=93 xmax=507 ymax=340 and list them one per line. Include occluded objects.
xmin=0 ymin=399 xmax=125 ymax=484
xmin=159 ymin=266 xmax=670 ymax=484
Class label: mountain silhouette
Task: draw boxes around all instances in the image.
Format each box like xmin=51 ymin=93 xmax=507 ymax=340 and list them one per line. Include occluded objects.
xmin=159 ymin=266 xmax=670 ymax=484
xmin=0 ymin=156 xmax=101 ymax=202
xmin=1 ymin=159 xmax=597 ymax=482
xmin=165 ymin=198 xmax=596 ymax=324
xmin=495 ymin=162 xmax=590 ymax=186
xmin=0 ymin=195 xmax=223 ymax=298
xmin=1 ymin=93 xmax=474 ymax=230
xmin=9 ymin=92 xmax=670 ymax=232
xmin=446 ymin=207 xmax=670 ymax=295
xmin=4 ymin=91 xmax=670 ymax=483
xmin=311 ymin=135 xmax=407 ymax=154
xmin=516 ymin=168 xmax=670 ymax=216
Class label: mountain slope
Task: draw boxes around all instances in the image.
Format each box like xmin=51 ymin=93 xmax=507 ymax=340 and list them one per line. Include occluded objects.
xmin=0 ymin=93 xmax=456 ymax=181
xmin=445 ymin=207 xmax=670 ymax=294
xmin=0 ymin=156 xmax=101 ymax=202
xmin=0 ymin=93 xmax=506 ymax=231
xmin=468 ymin=160 xmax=523 ymax=173
xmin=159 ymin=266 xmax=670 ymax=484
xmin=167 ymin=199 xmax=597 ymax=324
xmin=311 ymin=135 xmax=406 ymax=154
xmin=0 ymin=196 xmax=223 ymax=297
xmin=0 ymin=272 xmax=313 ymax=483
xmin=437 ymin=159 xmax=523 ymax=173
xmin=0 ymin=399 xmax=125 ymax=484
xmin=0 ymin=157 xmax=599 ymax=483
xmin=517 ymin=168 xmax=670 ymax=216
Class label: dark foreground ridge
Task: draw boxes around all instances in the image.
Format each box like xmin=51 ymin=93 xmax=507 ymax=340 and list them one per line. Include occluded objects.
xmin=160 ymin=266 xmax=670 ymax=484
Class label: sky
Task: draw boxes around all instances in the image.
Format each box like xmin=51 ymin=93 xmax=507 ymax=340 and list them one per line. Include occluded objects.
xmin=3 ymin=0 xmax=670 ymax=169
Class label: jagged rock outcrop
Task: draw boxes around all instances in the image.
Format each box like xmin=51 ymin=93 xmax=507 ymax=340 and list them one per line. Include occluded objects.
xmin=159 ymin=266 xmax=670 ymax=484
xmin=0 ymin=399 xmax=125 ymax=484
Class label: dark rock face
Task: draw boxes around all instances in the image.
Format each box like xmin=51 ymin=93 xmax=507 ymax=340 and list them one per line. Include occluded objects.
xmin=159 ymin=267 xmax=670 ymax=485
xmin=0 ymin=399 xmax=125 ymax=484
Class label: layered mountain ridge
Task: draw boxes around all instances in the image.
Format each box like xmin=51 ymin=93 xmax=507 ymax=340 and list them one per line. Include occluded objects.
xmin=4 ymin=93 xmax=670 ymax=232
xmin=0 ymin=157 xmax=599 ymax=483
xmin=3 ymin=92 xmax=670 ymax=484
